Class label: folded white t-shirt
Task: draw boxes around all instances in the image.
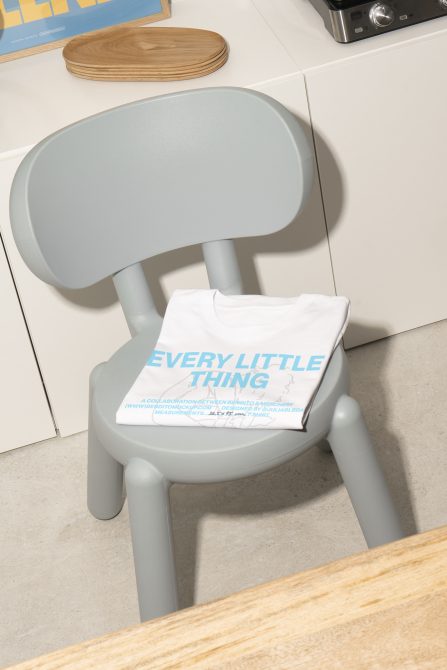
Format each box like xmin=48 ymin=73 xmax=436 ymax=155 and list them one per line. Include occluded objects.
xmin=116 ymin=289 xmax=350 ymax=430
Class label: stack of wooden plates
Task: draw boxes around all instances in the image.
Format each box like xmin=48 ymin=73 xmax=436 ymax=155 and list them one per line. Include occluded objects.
xmin=62 ymin=26 xmax=228 ymax=81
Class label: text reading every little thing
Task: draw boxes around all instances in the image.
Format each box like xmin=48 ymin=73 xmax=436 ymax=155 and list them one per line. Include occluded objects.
xmin=146 ymin=350 xmax=326 ymax=390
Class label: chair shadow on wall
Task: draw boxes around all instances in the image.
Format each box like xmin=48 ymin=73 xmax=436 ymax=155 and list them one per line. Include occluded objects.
xmin=55 ymin=116 xmax=416 ymax=610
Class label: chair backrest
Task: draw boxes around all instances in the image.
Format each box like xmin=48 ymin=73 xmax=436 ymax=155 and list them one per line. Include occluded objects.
xmin=10 ymin=87 xmax=313 ymax=285
xmin=10 ymin=87 xmax=313 ymax=334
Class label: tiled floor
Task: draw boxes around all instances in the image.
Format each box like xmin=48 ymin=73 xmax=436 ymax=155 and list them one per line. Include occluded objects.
xmin=2 ymin=320 xmax=447 ymax=668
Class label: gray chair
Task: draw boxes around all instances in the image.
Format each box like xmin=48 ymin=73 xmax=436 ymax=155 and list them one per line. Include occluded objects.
xmin=10 ymin=87 xmax=404 ymax=622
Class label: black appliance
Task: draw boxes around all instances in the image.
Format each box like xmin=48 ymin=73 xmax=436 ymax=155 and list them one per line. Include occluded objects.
xmin=309 ymin=0 xmax=447 ymax=42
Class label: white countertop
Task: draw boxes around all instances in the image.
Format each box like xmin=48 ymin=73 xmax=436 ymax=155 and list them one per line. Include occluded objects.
xmin=253 ymin=0 xmax=447 ymax=71
xmin=0 ymin=0 xmax=297 ymax=155
xmin=2 ymin=0 xmax=447 ymax=155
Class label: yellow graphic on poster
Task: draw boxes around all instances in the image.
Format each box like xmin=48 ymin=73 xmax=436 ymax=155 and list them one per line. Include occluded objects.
xmin=1 ymin=1 xmax=113 ymax=28
xmin=0 ymin=0 xmax=167 ymax=57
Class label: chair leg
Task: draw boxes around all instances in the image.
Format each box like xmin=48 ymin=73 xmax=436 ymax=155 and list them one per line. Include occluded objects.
xmin=327 ymin=394 xmax=405 ymax=549
xmin=87 ymin=364 xmax=124 ymax=520
xmin=125 ymin=458 xmax=178 ymax=622
xmin=87 ymin=429 xmax=124 ymax=520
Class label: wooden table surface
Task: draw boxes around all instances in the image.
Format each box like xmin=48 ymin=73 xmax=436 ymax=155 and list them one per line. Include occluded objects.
xmin=7 ymin=525 xmax=447 ymax=669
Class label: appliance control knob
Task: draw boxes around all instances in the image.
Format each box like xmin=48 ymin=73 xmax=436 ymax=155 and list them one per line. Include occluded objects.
xmin=369 ymin=3 xmax=395 ymax=27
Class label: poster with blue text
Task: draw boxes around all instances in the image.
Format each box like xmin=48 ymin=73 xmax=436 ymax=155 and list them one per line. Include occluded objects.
xmin=0 ymin=0 xmax=170 ymax=61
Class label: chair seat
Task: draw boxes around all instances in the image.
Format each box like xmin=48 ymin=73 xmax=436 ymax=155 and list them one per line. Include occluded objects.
xmin=92 ymin=324 xmax=349 ymax=484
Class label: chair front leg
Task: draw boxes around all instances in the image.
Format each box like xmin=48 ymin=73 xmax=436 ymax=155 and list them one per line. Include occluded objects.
xmin=328 ymin=394 xmax=406 ymax=549
xmin=125 ymin=458 xmax=178 ymax=621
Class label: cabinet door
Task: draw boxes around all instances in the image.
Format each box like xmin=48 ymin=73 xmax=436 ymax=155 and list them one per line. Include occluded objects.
xmin=0 ymin=234 xmax=55 ymax=452
xmin=248 ymin=75 xmax=336 ymax=298
xmin=305 ymin=32 xmax=447 ymax=347
xmin=0 ymin=153 xmax=130 ymax=437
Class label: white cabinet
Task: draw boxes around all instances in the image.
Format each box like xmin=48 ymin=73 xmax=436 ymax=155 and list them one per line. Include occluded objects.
xmin=7 ymin=0 xmax=445 ymax=446
xmin=253 ymin=0 xmax=447 ymax=347
xmin=0 ymin=0 xmax=337 ymax=450
xmin=305 ymin=33 xmax=447 ymax=346
xmin=249 ymin=76 xmax=335 ymax=300
xmin=0 ymin=200 xmax=55 ymax=452
xmin=0 ymin=73 xmax=335 ymax=448
xmin=0 ymin=154 xmax=130 ymax=439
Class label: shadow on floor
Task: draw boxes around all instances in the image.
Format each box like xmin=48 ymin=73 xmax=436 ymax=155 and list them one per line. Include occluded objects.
xmin=168 ymin=322 xmax=417 ymax=609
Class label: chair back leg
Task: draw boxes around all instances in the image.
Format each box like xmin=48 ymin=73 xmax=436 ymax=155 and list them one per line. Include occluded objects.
xmin=88 ymin=364 xmax=124 ymax=520
xmin=328 ymin=394 xmax=405 ymax=549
